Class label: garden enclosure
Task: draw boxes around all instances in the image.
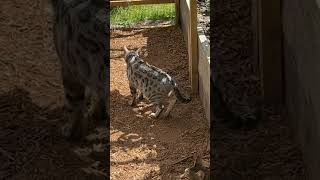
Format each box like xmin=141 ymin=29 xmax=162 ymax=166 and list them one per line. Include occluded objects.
xmin=111 ymin=0 xmax=210 ymax=121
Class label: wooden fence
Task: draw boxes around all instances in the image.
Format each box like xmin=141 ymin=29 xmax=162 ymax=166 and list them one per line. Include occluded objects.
xmin=110 ymin=0 xmax=199 ymax=94
xmin=110 ymin=0 xmax=180 ymax=26
xmin=179 ymin=0 xmax=198 ymax=94
xmin=254 ymin=0 xmax=283 ymax=106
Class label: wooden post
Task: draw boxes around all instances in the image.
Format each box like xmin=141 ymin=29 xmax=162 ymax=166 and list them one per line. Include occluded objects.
xmin=175 ymin=0 xmax=180 ymax=26
xmin=189 ymin=0 xmax=198 ymax=94
xmin=257 ymin=0 xmax=283 ymax=106
xmin=252 ymin=0 xmax=259 ymax=75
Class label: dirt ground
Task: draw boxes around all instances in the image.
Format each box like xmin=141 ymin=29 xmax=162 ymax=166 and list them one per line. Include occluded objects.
xmin=110 ymin=27 xmax=210 ymax=179
xmin=0 ymin=0 xmax=107 ymax=179
xmin=211 ymin=107 xmax=308 ymax=179
xmin=210 ymin=0 xmax=308 ymax=179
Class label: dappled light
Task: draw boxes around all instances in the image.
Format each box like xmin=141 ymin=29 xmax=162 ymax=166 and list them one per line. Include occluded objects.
xmin=110 ymin=26 xmax=209 ymax=179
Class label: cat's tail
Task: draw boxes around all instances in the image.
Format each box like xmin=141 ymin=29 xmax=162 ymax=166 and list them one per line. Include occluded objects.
xmin=173 ymin=86 xmax=191 ymax=103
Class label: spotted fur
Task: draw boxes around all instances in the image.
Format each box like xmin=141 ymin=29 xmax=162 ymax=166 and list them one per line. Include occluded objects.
xmin=51 ymin=0 xmax=109 ymax=140
xmin=123 ymin=46 xmax=191 ymax=118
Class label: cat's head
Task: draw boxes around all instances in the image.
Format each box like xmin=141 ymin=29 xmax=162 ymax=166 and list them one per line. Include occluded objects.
xmin=123 ymin=46 xmax=142 ymax=64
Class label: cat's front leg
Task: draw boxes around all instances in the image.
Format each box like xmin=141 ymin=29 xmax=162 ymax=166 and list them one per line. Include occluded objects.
xmin=61 ymin=101 xmax=87 ymax=141
xmin=138 ymin=102 xmax=154 ymax=111
xmin=136 ymin=91 xmax=144 ymax=102
xmin=128 ymin=84 xmax=137 ymax=106
xmin=90 ymin=73 xmax=108 ymax=123
xmin=60 ymin=70 xmax=87 ymax=140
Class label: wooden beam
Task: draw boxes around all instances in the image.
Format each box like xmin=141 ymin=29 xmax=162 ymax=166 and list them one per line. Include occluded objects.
xmin=252 ymin=0 xmax=259 ymax=75
xmin=189 ymin=0 xmax=198 ymax=94
xmin=257 ymin=0 xmax=283 ymax=106
xmin=110 ymin=0 xmax=174 ymax=7
xmin=175 ymin=0 xmax=180 ymax=26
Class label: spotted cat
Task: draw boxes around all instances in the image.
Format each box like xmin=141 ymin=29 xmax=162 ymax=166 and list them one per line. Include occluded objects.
xmin=51 ymin=0 xmax=109 ymax=140
xmin=123 ymin=46 xmax=191 ymax=118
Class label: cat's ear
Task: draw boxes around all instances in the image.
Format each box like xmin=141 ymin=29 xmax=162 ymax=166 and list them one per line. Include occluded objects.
xmin=135 ymin=47 xmax=142 ymax=55
xmin=123 ymin=46 xmax=129 ymax=55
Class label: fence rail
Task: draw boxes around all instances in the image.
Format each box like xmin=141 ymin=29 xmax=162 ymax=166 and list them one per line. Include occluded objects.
xmin=110 ymin=0 xmax=180 ymax=27
xmin=110 ymin=0 xmax=175 ymax=7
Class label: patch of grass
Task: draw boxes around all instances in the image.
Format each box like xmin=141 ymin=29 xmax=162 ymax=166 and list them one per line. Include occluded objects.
xmin=110 ymin=4 xmax=175 ymax=27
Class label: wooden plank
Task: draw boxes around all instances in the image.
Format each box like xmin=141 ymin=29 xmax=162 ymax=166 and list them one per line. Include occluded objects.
xmin=110 ymin=0 xmax=174 ymax=7
xmin=189 ymin=0 xmax=198 ymax=94
xmin=251 ymin=0 xmax=259 ymax=75
xmin=179 ymin=0 xmax=188 ymax=45
xmin=175 ymin=0 xmax=180 ymax=26
xmin=185 ymin=0 xmax=192 ymax=92
xmin=257 ymin=0 xmax=283 ymax=106
xmin=180 ymin=0 xmax=198 ymax=94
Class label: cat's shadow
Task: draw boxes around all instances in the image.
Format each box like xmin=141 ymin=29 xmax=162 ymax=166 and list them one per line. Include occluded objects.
xmin=110 ymin=90 xmax=174 ymax=145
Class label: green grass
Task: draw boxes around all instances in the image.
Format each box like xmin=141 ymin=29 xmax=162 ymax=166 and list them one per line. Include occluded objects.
xmin=110 ymin=4 xmax=175 ymax=27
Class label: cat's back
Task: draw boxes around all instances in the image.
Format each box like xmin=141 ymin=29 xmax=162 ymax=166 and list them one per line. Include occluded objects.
xmin=51 ymin=0 xmax=108 ymax=83
xmin=52 ymin=0 xmax=108 ymax=57
xmin=133 ymin=61 xmax=171 ymax=82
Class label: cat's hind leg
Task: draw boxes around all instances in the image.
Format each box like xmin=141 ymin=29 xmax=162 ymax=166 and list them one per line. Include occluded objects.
xmin=148 ymin=104 xmax=164 ymax=119
xmin=162 ymin=96 xmax=177 ymax=118
xmin=147 ymin=95 xmax=164 ymax=118
xmin=90 ymin=66 xmax=108 ymax=123
xmin=136 ymin=91 xmax=144 ymax=103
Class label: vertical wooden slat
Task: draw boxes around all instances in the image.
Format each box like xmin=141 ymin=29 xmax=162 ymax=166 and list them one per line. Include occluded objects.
xmin=175 ymin=0 xmax=180 ymax=26
xmin=189 ymin=0 xmax=198 ymax=94
xmin=257 ymin=0 xmax=283 ymax=106
xmin=252 ymin=0 xmax=259 ymax=75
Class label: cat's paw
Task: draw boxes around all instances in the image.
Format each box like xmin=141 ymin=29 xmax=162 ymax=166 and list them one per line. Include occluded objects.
xmin=138 ymin=106 xmax=148 ymax=111
xmin=137 ymin=94 xmax=144 ymax=101
xmin=60 ymin=122 xmax=86 ymax=141
xmin=60 ymin=122 xmax=72 ymax=137
xmin=128 ymin=99 xmax=135 ymax=106
xmin=148 ymin=113 xmax=157 ymax=119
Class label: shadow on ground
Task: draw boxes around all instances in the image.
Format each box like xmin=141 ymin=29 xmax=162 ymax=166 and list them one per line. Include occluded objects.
xmin=0 ymin=88 xmax=108 ymax=180
xmin=110 ymin=26 xmax=209 ymax=179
